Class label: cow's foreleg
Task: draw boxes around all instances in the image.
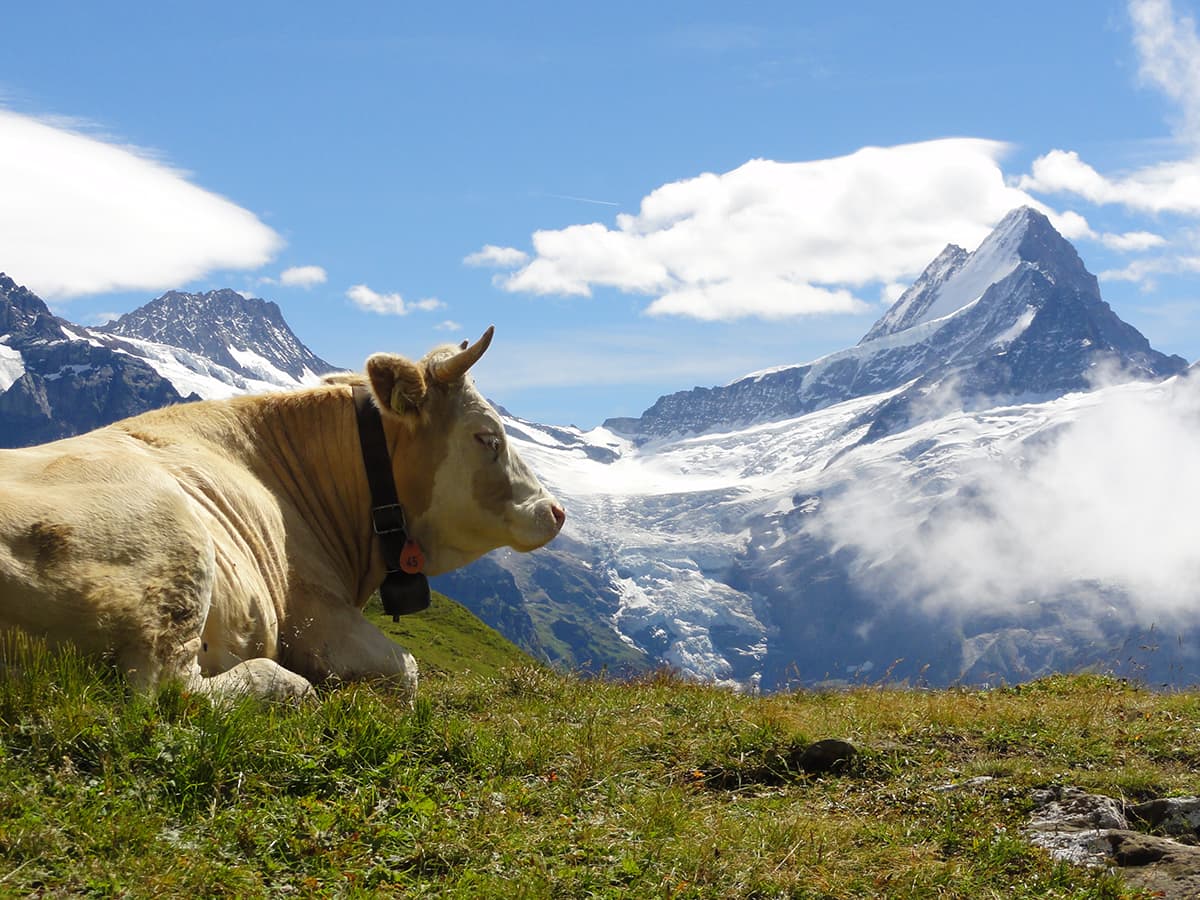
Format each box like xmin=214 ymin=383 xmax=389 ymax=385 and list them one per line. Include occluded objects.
xmin=281 ymin=601 xmax=418 ymax=696
xmin=181 ymin=653 xmax=316 ymax=701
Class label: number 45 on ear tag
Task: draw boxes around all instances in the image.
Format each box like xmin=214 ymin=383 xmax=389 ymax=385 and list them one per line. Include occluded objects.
xmin=400 ymin=538 xmax=425 ymax=574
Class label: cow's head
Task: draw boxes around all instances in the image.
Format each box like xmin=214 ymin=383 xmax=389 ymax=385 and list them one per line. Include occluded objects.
xmin=364 ymin=326 xmax=565 ymax=575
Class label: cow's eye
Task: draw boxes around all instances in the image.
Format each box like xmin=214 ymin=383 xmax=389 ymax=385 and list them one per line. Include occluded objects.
xmin=475 ymin=432 xmax=502 ymax=456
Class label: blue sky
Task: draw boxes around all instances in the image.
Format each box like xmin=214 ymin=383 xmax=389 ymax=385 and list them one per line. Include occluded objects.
xmin=3 ymin=0 xmax=1200 ymax=426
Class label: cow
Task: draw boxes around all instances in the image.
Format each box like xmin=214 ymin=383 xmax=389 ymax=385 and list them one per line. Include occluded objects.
xmin=0 ymin=326 xmax=564 ymax=699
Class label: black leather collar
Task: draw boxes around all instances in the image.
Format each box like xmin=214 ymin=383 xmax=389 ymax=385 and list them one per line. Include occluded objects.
xmin=352 ymin=385 xmax=431 ymax=620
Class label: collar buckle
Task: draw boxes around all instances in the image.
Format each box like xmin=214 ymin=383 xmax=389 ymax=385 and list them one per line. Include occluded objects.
xmin=371 ymin=503 xmax=407 ymax=535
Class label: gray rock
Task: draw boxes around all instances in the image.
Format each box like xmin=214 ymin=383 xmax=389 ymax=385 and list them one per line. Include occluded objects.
xmin=1129 ymin=797 xmax=1200 ymax=841
xmin=1028 ymin=786 xmax=1127 ymax=832
xmin=1025 ymin=787 xmax=1200 ymax=900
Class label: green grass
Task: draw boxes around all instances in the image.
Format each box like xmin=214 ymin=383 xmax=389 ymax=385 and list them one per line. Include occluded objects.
xmin=0 ymin=631 xmax=1177 ymax=898
xmin=363 ymin=591 xmax=537 ymax=679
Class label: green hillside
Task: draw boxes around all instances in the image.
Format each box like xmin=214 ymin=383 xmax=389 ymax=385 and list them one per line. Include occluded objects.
xmin=0 ymin=631 xmax=1176 ymax=898
xmin=363 ymin=590 xmax=537 ymax=679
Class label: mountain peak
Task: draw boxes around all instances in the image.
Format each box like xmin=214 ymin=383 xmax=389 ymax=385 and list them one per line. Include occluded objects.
xmin=609 ymin=206 xmax=1185 ymax=438
xmin=99 ymin=288 xmax=336 ymax=383
xmin=862 ymin=206 xmax=1086 ymax=343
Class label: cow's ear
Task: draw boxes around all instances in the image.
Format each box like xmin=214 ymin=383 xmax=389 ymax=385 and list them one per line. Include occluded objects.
xmin=366 ymin=354 xmax=428 ymax=418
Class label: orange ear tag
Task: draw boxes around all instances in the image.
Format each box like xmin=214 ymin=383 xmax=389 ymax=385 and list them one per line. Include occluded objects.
xmin=400 ymin=539 xmax=426 ymax=574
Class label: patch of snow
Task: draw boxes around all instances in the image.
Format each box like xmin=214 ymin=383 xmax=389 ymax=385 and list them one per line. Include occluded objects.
xmin=226 ymin=345 xmax=301 ymax=387
xmin=992 ymin=306 xmax=1037 ymax=347
xmin=45 ymin=364 xmax=93 ymax=381
xmin=904 ymin=208 xmax=1027 ymax=329
xmin=112 ymin=335 xmax=289 ymax=399
xmin=59 ymin=325 xmax=105 ymax=348
xmin=0 ymin=343 xmax=25 ymax=391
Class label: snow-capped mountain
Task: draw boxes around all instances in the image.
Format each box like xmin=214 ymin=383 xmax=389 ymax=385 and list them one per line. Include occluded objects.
xmin=0 ymin=277 xmax=335 ymax=447
xmin=608 ymin=208 xmax=1186 ymax=440
xmin=97 ymin=289 xmax=337 ymax=398
xmin=439 ymin=208 xmax=1200 ymax=689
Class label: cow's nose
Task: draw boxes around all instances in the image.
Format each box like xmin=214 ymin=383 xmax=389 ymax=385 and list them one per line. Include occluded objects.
xmin=551 ymin=504 xmax=566 ymax=529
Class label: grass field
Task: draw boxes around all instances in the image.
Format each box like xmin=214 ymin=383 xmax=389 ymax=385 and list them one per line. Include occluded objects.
xmin=0 ymin=619 xmax=1189 ymax=897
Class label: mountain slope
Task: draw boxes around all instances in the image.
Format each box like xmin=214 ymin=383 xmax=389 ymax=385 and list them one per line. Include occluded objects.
xmin=0 ymin=279 xmax=344 ymax=448
xmin=452 ymin=209 xmax=1200 ymax=689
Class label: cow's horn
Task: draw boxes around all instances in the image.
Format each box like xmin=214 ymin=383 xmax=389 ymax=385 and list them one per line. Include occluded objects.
xmin=431 ymin=325 xmax=495 ymax=384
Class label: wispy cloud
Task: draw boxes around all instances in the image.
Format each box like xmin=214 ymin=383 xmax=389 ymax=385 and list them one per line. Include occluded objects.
xmin=346 ymin=283 xmax=443 ymax=316
xmin=545 ymin=193 xmax=621 ymax=208
xmin=0 ymin=108 xmax=282 ymax=299
xmin=810 ymin=374 xmax=1200 ymax=622
xmin=1099 ymin=254 xmax=1200 ymax=285
xmin=1017 ymin=149 xmax=1200 ymax=215
xmin=1130 ymin=0 xmax=1200 ymax=143
xmin=1100 ymin=230 xmax=1168 ymax=251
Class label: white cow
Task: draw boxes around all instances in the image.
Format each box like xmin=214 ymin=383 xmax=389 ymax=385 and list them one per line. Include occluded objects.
xmin=0 ymin=327 xmax=563 ymax=698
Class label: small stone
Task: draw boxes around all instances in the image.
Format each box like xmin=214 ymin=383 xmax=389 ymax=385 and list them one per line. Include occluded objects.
xmin=794 ymin=738 xmax=857 ymax=774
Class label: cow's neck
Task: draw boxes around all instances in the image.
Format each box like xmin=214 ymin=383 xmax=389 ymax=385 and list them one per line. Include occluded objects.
xmin=233 ymin=386 xmax=386 ymax=606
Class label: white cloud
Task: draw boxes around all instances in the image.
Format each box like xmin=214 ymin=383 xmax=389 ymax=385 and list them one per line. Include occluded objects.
xmin=435 ymin=320 xmax=463 ymax=332
xmin=811 ymin=375 xmax=1200 ymax=620
xmin=464 ymin=245 xmax=529 ymax=268
xmin=279 ymin=265 xmax=327 ymax=288
xmin=647 ymin=278 xmax=867 ymax=321
xmin=0 ymin=108 xmax=282 ymax=299
xmin=1017 ymin=149 xmax=1200 ymax=215
xmin=1100 ymin=254 xmax=1200 ymax=283
xmin=346 ymin=284 xmax=407 ymax=315
xmin=496 ymin=140 xmax=1039 ymax=321
xmin=346 ymin=284 xmax=443 ymax=316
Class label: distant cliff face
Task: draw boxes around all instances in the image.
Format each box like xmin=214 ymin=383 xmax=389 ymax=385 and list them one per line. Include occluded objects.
xmin=0 ymin=274 xmax=189 ymax=448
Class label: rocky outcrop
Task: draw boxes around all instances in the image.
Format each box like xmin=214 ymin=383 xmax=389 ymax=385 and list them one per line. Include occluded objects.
xmin=1026 ymin=786 xmax=1200 ymax=899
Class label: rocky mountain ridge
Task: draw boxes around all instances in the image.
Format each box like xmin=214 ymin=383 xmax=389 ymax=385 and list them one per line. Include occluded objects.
xmin=0 ymin=277 xmax=336 ymax=448
xmin=607 ymin=208 xmax=1186 ymax=440
xmin=99 ymin=289 xmax=335 ymax=385
xmin=0 ymin=275 xmax=188 ymax=447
